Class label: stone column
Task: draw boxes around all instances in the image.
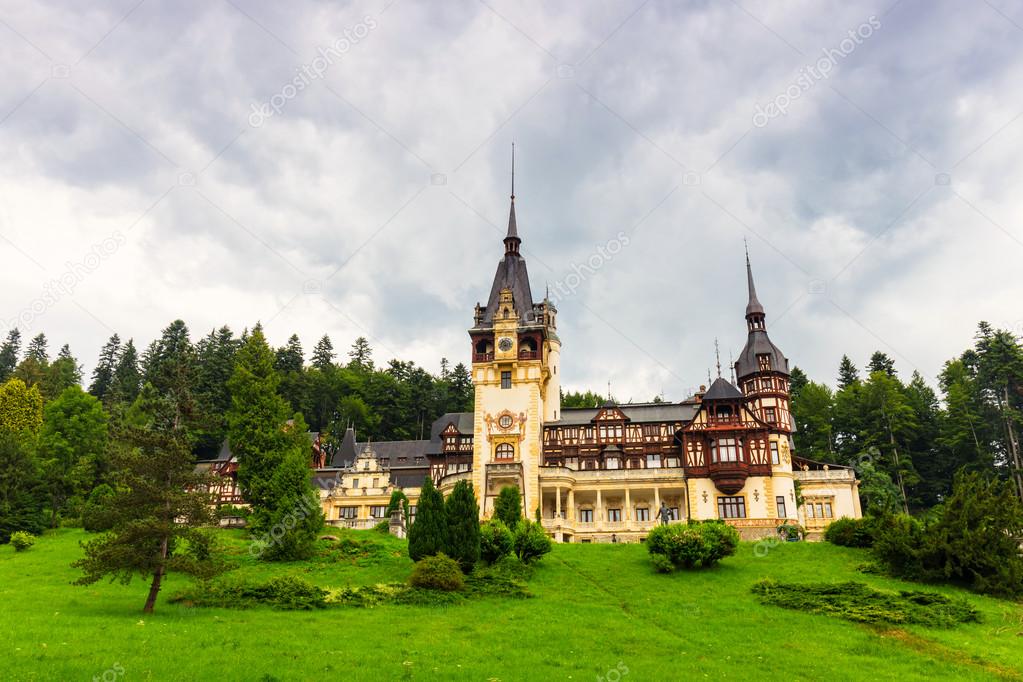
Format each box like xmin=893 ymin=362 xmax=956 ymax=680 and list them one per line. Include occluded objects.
xmin=555 ymin=485 xmax=562 ymax=518
xmin=624 ymin=487 xmax=631 ymax=523
xmin=596 ymin=488 xmax=603 ymax=530
xmin=568 ymin=489 xmax=575 ymax=522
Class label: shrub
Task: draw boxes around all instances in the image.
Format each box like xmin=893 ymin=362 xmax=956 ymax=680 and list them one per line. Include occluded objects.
xmin=751 ymin=579 xmax=981 ymax=628
xmin=408 ymin=477 xmax=447 ymax=562
xmin=409 ymin=553 xmax=464 ymax=591
xmin=646 ymin=521 xmax=739 ymax=571
xmin=870 ymin=472 xmax=1023 ymax=598
xmin=650 ymin=553 xmax=674 ymax=574
xmin=465 ymin=556 xmax=532 ymax=599
xmin=494 ymin=486 xmax=522 ymax=530
xmin=824 ymin=517 xmax=877 ymax=547
xmin=444 ymin=480 xmax=481 ymax=573
xmin=373 ymin=520 xmax=390 ymax=533
xmin=480 ymin=519 xmax=514 ymax=564
xmin=171 ymin=575 xmax=327 ymax=610
xmin=10 ymin=531 xmax=35 ymax=551
xmin=513 ymin=521 xmax=552 ymax=564
xmin=385 ymin=490 xmax=410 ymax=525
xmin=777 ymin=522 xmax=805 ymax=542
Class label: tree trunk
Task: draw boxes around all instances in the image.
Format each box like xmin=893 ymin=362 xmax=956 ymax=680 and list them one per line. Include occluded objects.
xmin=1003 ymin=385 xmax=1023 ymax=502
xmin=143 ymin=534 xmax=169 ymax=614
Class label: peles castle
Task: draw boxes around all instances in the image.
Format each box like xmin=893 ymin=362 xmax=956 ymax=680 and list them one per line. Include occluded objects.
xmin=204 ymin=182 xmax=862 ymax=541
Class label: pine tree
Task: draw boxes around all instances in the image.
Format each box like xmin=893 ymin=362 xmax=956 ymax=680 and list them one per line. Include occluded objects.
xmin=275 ymin=334 xmax=304 ymax=373
xmin=71 ymin=398 xmax=219 ymax=613
xmin=25 ymin=334 xmax=48 ymax=363
xmin=45 ymin=344 xmax=82 ymax=398
xmin=108 ymin=339 xmax=141 ymax=407
xmin=142 ymin=321 xmax=197 ymax=432
xmin=790 ymin=380 xmax=834 ymax=459
xmin=444 ymin=479 xmax=480 ymax=572
xmin=494 ymin=485 xmax=523 ymax=530
xmin=867 ymin=351 xmax=897 ymax=377
xmin=408 ymin=476 xmax=447 ymax=561
xmin=0 ymin=329 xmax=21 ymax=381
xmin=837 ymin=355 xmax=859 ymax=389
xmin=789 ymin=366 xmax=809 ymax=403
xmin=973 ymin=323 xmax=1023 ymax=500
xmin=227 ymin=328 xmax=323 ymax=560
xmin=348 ymin=336 xmax=373 ymax=371
xmin=311 ymin=335 xmax=335 ymax=371
xmin=193 ymin=327 xmax=239 ymax=457
xmin=89 ymin=334 xmax=121 ymax=401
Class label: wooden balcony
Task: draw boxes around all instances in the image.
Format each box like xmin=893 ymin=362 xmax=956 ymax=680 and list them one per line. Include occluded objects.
xmin=472 ymin=352 xmax=494 ymax=363
xmin=518 ymin=350 xmax=538 ymax=360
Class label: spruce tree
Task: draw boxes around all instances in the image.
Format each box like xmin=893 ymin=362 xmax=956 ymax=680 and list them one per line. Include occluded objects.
xmin=494 ymin=485 xmax=523 ymax=530
xmin=108 ymin=339 xmax=141 ymax=407
xmin=25 ymin=334 xmax=48 ymax=363
xmin=867 ymin=351 xmax=897 ymax=378
xmin=444 ymin=479 xmax=480 ymax=572
xmin=348 ymin=336 xmax=373 ymax=371
xmin=275 ymin=334 xmax=304 ymax=373
xmin=0 ymin=329 xmax=21 ymax=382
xmin=227 ymin=329 xmax=323 ymax=560
xmin=837 ymin=355 xmax=859 ymax=389
xmin=311 ymin=335 xmax=335 ymax=371
xmin=408 ymin=476 xmax=447 ymax=562
xmin=89 ymin=334 xmax=121 ymax=401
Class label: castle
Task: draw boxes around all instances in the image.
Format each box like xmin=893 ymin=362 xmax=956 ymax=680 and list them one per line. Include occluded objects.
xmin=307 ymin=182 xmax=862 ymax=542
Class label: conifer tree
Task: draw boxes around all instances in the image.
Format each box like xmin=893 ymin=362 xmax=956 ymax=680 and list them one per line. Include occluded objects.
xmin=89 ymin=334 xmax=121 ymax=401
xmin=311 ymin=335 xmax=335 ymax=371
xmin=72 ymin=395 xmax=218 ymax=613
xmin=108 ymin=339 xmax=141 ymax=407
xmin=0 ymin=329 xmax=21 ymax=382
xmin=348 ymin=336 xmax=373 ymax=371
xmin=837 ymin=355 xmax=859 ymax=389
xmin=494 ymin=485 xmax=523 ymax=530
xmin=408 ymin=476 xmax=447 ymax=562
xmin=275 ymin=334 xmax=304 ymax=373
xmin=444 ymin=479 xmax=480 ymax=572
xmin=227 ymin=329 xmax=322 ymax=560
xmin=867 ymin=351 xmax=897 ymax=378
xmin=25 ymin=334 xmax=48 ymax=363
xmin=45 ymin=344 xmax=82 ymax=398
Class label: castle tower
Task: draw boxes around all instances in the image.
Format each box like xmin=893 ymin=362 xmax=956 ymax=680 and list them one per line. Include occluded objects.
xmin=468 ymin=161 xmax=560 ymax=519
xmin=734 ymin=247 xmax=796 ymax=515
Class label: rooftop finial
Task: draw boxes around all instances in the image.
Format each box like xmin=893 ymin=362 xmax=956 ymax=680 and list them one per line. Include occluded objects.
xmin=715 ymin=338 xmax=722 ymax=378
xmin=511 ymin=141 xmax=515 ymax=200
xmin=745 ymin=240 xmax=764 ymax=319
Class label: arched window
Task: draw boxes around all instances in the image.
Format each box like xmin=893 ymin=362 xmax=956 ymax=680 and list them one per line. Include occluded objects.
xmin=495 ymin=443 xmax=514 ymax=461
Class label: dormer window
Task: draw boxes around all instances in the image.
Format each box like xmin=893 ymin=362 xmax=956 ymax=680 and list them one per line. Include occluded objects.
xmin=758 ymin=354 xmax=771 ymax=371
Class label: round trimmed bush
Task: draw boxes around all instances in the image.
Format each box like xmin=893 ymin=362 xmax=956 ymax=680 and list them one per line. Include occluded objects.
xmin=480 ymin=520 xmax=514 ymax=563
xmin=10 ymin=531 xmax=35 ymax=552
xmin=409 ymin=553 xmax=465 ymax=591
xmin=646 ymin=521 xmax=739 ymax=570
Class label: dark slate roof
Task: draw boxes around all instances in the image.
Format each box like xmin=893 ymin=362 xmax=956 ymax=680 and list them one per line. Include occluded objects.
xmin=549 ymin=402 xmax=698 ymax=426
xmin=372 ymin=440 xmax=431 ymax=464
xmin=735 ymin=331 xmax=790 ymax=378
xmin=429 ymin=411 xmax=474 ymax=446
xmin=393 ymin=469 xmax=431 ymax=488
xmin=702 ymin=377 xmax=744 ymax=401
xmin=479 ymin=197 xmax=533 ymax=326
xmin=328 ymin=427 xmax=359 ymax=468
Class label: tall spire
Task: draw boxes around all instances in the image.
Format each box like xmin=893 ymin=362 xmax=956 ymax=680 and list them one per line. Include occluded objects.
xmin=504 ymin=142 xmax=520 ymax=255
xmin=744 ymin=239 xmax=764 ymax=319
xmin=715 ymin=338 xmax=722 ymax=378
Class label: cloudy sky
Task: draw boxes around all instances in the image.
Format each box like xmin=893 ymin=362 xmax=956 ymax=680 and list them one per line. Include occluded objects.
xmin=1 ymin=0 xmax=1021 ymax=401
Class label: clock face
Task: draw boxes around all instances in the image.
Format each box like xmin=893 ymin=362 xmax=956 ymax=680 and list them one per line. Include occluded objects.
xmin=498 ymin=414 xmax=513 ymax=429
xmin=498 ymin=337 xmax=514 ymax=352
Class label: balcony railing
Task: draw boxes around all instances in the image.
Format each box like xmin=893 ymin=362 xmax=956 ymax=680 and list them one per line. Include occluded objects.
xmin=518 ymin=350 xmax=538 ymax=360
xmin=794 ymin=468 xmax=857 ymax=482
xmin=472 ymin=352 xmax=494 ymax=363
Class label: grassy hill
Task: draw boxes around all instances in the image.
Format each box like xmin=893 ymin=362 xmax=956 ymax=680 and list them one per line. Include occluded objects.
xmin=2 ymin=529 xmax=1021 ymax=681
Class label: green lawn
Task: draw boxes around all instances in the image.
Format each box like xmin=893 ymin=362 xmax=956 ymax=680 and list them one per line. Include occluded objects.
xmin=2 ymin=529 xmax=1022 ymax=681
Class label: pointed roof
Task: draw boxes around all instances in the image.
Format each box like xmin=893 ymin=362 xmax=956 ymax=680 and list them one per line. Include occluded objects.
xmin=329 ymin=427 xmax=358 ymax=467
xmin=478 ymin=178 xmax=534 ymax=326
xmin=702 ymin=376 xmax=744 ymax=401
xmin=745 ymin=244 xmax=764 ymax=317
xmin=735 ymin=248 xmax=789 ymax=378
